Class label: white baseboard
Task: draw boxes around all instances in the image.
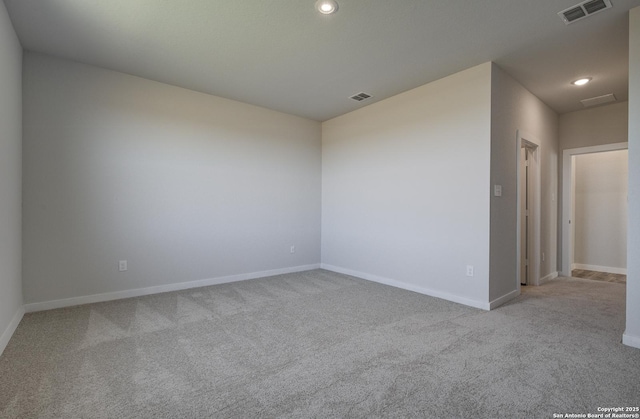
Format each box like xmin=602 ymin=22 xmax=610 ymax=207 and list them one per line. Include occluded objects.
xmin=321 ymin=264 xmax=489 ymax=311
xmin=572 ymin=264 xmax=627 ymax=275
xmin=489 ymin=289 xmax=520 ymax=309
xmin=623 ymin=332 xmax=640 ymax=350
xmin=0 ymin=306 xmax=25 ymax=356
xmin=24 ymin=264 xmax=321 ymax=313
xmin=539 ymin=271 xmax=558 ymax=285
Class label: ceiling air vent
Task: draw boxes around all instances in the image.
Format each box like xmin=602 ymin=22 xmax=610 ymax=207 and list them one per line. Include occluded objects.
xmin=583 ymin=0 xmax=609 ymax=14
xmin=580 ymin=93 xmax=616 ymax=108
xmin=350 ymin=92 xmax=372 ymax=102
xmin=558 ymin=0 xmax=612 ymax=24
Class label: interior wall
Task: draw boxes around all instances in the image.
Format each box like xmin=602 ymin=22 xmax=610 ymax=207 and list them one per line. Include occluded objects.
xmin=321 ymin=63 xmax=492 ymax=308
xmin=0 ymin=1 xmax=23 ymax=353
xmin=571 ymin=160 xmax=576 ymax=268
xmin=558 ymin=101 xmax=629 ymax=271
xmin=625 ymin=6 xmax=640 ymax=348
xmin=559 ymin=102 xmax=629 ymax=151
xmin=489 ymin=63 xmax=559 ymax=302
xmin=22 ymin=52 xmax=322 ymax=305
xmin=573 ymin=150 xmax=628 ymax=273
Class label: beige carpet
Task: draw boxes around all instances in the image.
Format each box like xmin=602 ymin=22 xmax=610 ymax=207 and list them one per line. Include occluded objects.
xmin=1 ymin=270 xmax=638 ymax=418
xmin=572 ymin=269 xmax=627 ymax=284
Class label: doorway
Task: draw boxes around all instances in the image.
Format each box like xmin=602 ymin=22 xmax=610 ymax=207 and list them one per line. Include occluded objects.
xmin=517 ymin=131 xmax=540 ymax=290
xmin=561 ymin=142 xmax=628 ymax=277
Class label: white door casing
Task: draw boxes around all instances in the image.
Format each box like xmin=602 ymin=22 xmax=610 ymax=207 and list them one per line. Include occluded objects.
xmin=561 ymin=142 xmax=629 ymax=276
xmin=516 ymin=130 xmax=540 ymax=289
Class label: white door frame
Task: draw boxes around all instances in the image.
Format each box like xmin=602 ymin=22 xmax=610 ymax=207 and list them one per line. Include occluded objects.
xmin=516 ymin=130 xmax=541 ymax=290
xmin=561 ymin=142 xmax=628 ymax=276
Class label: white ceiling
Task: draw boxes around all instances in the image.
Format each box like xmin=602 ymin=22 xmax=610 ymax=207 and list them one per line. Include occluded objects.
xmin=4 ymin=0 xmax=639 ymax=121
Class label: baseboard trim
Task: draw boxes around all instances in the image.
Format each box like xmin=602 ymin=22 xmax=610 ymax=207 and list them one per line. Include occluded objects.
xmin=321 ymin=264 xmax=489 ymax=310
xmin=0 ymin=306 xmax=25 ymax=356
xmin=572 ymin=264 xmax=627 ymax=275
xmin=622 ymin=332 xmax=640 ymax=350
xmin=489 ymin=289 xmax=520 ymax=310
xmin=24 ymin=264 xmax=321 ymax=313
xmin=539 ymin=271 xmax=558 ymax=285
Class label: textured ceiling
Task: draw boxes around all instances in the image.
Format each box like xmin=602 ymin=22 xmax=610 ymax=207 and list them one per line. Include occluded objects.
xmin=4 ymin=0 xmax=639 ymax=121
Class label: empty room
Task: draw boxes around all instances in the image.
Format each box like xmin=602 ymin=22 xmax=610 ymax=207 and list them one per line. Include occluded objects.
xmin=1 ymin=0 xmax=639 ymax=417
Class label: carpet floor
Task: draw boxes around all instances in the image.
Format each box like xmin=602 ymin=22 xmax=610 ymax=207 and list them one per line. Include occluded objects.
xmin=572 ymin=269 xmax=627 ymax=284
xmin=1 ymin=270 xmax=638 ymax=418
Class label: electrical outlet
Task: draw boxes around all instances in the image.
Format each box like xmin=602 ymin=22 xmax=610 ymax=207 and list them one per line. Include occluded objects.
xmin=290 ymin=245 xmax=295 ymax=254
xmin=118 ymin=260 xmax=127 ymax=272
xmin=542 ymin=252 xmax=545 ymax=262
xmin=466 ymin=265 xmax=474 ymax=277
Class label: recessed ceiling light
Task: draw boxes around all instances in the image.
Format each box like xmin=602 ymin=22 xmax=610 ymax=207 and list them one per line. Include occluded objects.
xmin=572 ymin=77 xmax=592 ymax=86
xmin=316 ymin=0 xmax=338 ymax=15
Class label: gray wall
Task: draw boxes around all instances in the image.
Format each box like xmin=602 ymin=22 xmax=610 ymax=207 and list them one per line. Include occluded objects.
xmin=0 ymin=0 xmax=23 ymax=352
xmin=574 ymin=150 xmax=627 ymax=272
xmin=559 ymin=102 xmax=628 ymax=151
xmin=625 ymin=6 xmax=640 ymax=348
xmin=321 ymin=63 xmax=492 ymax=308
xmin=22 ymin=53 xmax=322 ymax=305
xmin=489 ymin=64 xmax=559 ymax=302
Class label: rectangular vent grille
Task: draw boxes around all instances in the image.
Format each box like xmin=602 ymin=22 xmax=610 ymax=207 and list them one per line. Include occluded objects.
xmin=583 ymin=0 xmax=608 ymax=14
xmin=563 ymin=6 xmax=586 ymax=22
xmin=350 ymin=92 xmax=372 ymax=102
xmin=580 ymin=93 xmax=616 ymax=108
xmin=559 ymin=0 xmax=612 ymax=24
